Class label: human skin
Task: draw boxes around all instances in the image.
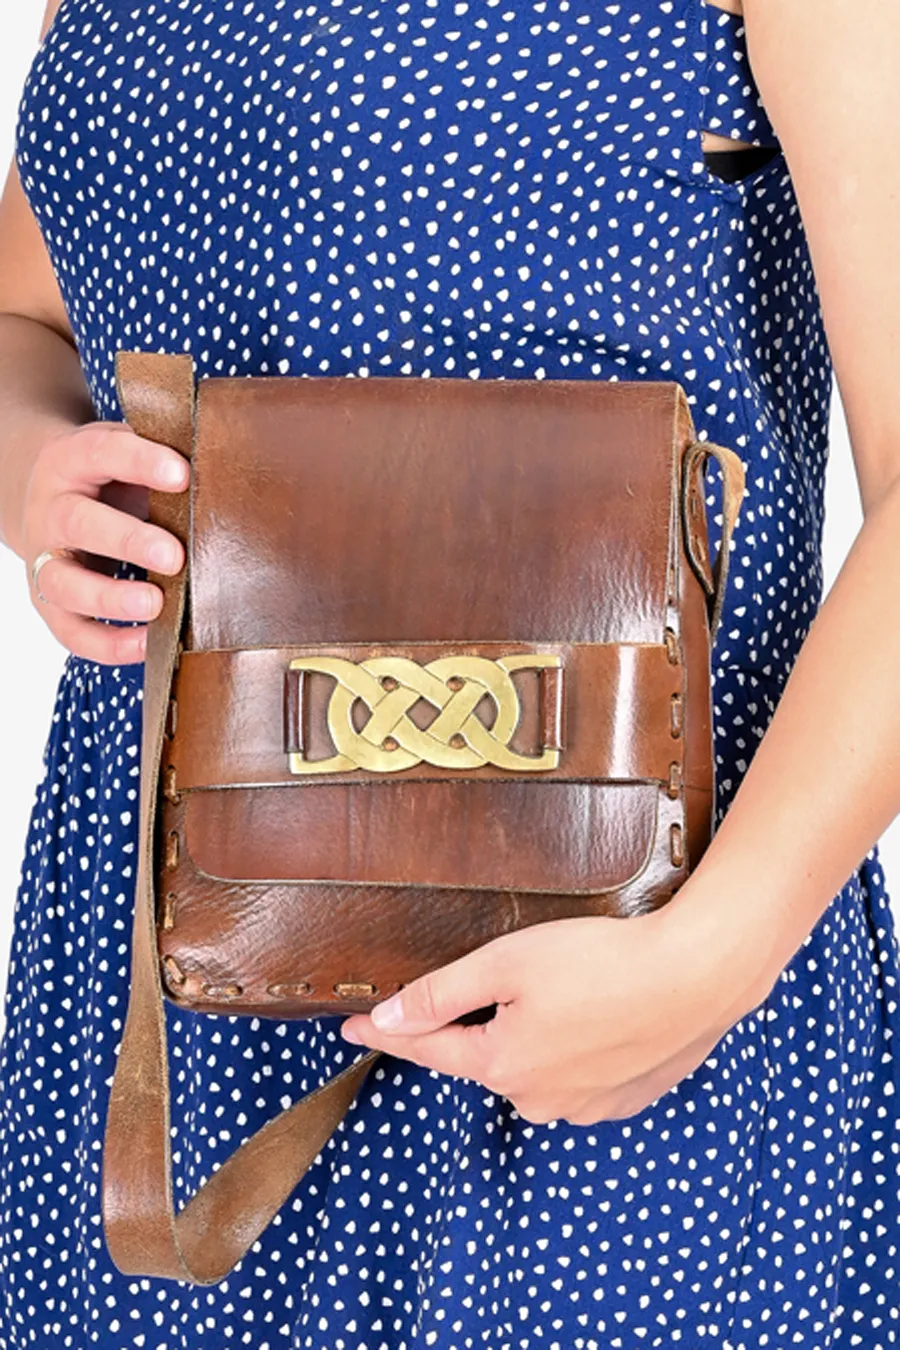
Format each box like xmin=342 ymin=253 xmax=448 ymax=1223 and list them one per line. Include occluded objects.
xmin=3 ymin=0 xmax=900 ymax=1126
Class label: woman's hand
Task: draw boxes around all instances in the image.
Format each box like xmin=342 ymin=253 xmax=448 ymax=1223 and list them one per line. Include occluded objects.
xmin=18 ymin=418 xmax=189 ymax=665
xmin=340 ymin=880 xmax=775 ymax=1126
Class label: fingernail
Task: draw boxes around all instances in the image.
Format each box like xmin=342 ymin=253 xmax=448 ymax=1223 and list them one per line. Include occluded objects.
xmin=370 ymin=994 xmax=403 ymax=1030
xmin=124 ymin=587 xmax=154 ymax=617
xmin=342 ymin=1024 xmax=361 ymax=1043
xmin=158 ymin=459 xmax=187 ymax=488
xmin=148 ymin=540 xmax=178 ymax=571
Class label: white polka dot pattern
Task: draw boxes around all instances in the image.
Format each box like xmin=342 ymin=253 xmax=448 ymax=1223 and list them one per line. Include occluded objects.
xmin=3 ymin=1 xmax=900 ymax=1346
xmin=700 ymin=6 xmax=779 ymax=147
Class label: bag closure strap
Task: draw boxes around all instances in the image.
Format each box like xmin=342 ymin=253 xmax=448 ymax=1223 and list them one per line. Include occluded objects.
xmin=101 ymin=353 xmax=744 ymax=1284
xmin=167 ymin=640 xmax=686 ymax=791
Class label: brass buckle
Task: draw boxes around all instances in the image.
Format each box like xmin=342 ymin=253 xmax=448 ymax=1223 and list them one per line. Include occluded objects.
xmin=287 ymin=651 xmax=562 ymax=774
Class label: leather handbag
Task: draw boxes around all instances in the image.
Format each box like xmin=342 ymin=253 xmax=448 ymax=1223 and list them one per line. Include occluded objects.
xmin=101 ymin=350 xmax=745 ymax=1284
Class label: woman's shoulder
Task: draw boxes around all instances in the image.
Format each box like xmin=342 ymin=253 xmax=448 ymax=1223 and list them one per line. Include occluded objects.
xmin=36 ymin=0 xmax=66 ymax=44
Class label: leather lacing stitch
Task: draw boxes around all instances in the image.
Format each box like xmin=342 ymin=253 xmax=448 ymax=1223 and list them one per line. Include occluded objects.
xmin=162 ymin=954 xmax=186 ymax=987
xmin=267 ymin=981 xmax=313 ymax=997
xmin=664 ymin=625 xmax=682 ymax=797
xmin=161 ymin=973 xmax=384 ymax=1001
xmin=334 ymin=982 xmax=378 ymax=998
xmin=663 ymin=626 xmax=686 ymax=865
xmin=161 ymin=956 xmax=245 ymax=1000
xmin=160 ymin=673 xmax=182 ymax=971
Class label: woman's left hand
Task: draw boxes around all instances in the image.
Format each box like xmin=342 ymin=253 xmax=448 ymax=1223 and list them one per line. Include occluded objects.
xmin=340 ymin=880 xmax=777 ymax=1126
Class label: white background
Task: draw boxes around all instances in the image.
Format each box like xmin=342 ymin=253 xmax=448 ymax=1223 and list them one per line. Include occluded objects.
xmin=1 ymin=2 xmax=897 ymax=1030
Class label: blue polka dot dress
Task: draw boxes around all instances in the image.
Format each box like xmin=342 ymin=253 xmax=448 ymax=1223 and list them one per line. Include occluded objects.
xmin=5 ymin=1 xmax=900 ymax=1345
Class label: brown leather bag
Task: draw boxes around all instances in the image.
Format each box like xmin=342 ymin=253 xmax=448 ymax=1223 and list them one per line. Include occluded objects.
xmin=101 ymin=349 xmax=745 ymax=1284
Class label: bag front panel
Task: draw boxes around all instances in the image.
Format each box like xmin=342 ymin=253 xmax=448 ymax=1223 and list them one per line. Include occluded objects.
xmin=145 ymin=373 xmax=714 ymax=1016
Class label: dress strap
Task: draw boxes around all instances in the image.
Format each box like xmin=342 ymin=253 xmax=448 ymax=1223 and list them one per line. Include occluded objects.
xmin=700 ymin=5 xmax=780 ymax=148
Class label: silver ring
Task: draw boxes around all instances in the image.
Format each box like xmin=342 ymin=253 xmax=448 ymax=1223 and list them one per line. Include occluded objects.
xmin=30 ymin=547 xmax=76 ymax=604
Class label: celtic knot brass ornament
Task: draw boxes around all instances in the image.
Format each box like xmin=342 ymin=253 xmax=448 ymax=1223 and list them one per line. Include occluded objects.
xmin=287 ymin=652 xmax=562 ymax=774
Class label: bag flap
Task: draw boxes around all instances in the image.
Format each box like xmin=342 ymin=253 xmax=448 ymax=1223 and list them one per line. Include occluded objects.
xmin=188 ymin=375 xmax=683 ymax=647
xmin=170 ymin=376 xmax=690 ymax=897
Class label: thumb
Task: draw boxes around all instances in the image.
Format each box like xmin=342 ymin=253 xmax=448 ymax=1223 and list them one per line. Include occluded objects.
xmin=369 ymin=942 xmax=505 ymax=1035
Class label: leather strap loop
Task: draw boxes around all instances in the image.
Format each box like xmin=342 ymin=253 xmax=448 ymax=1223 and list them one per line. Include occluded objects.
xmin=681 ymin=440 xmax=746 ymax=645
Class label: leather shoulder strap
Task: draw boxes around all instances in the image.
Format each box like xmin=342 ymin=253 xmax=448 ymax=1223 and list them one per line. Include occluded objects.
xmin=101 ymin=350 xmax=380 ymax=1285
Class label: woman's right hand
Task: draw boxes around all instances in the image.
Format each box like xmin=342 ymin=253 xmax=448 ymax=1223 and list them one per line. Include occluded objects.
xmin=18 ymin=418 xmax=190 ymax=666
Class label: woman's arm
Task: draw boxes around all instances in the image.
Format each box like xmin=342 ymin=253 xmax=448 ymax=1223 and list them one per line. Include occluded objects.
xmin=339 ymin=0 xmax=900 ymax=1121
xmin=678 ymin=0 xmax=900 ymax=989
xmin=0 ymin=0 xmax=189 ymax=664
xmin=0 ymin=0 xmax=96 ymax=557
xmin=0 ymin=314 xmax=95 ymax=560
